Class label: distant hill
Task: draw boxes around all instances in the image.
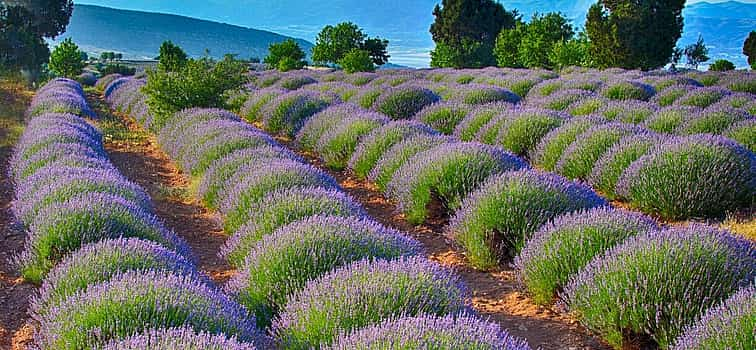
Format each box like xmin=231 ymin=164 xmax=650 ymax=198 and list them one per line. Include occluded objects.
xmin=53 ymin=4 xmax=314 ymax=61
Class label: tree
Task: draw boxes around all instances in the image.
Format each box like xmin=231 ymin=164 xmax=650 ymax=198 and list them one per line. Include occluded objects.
xmin=312 ymin=22 xmax=389 ymax=66
xmin=339 ymin=49 xmax=375 ymax=73
xmin=429 ymin=0 xmax=518 ymax=68
xmin=585 ymin=0 xmax=686 ymax=70
xmin=493 ymin=22 xmax=525 ymax=68
xmin=549 ymin=34 xmax=592 ymax=70
xmin=744 ymin=31 xmax=756 ymax=69
xmin=709 ymin=59 xmax=735 ymax=72
xmin=0 ymin=1 xmax=74 ymax=78
xmin=517 ymin=12 xmax=574 ymax=69
xmin=48 ymin=38 xmax=85 ymax=78
xmin=264 ymin=39 xmax=307 ymax=71
xmin=684 ymin=35 xmax=709 ymax=69
xmin=157 ymin=40 xmax=188 ymax=72
xmin=669 ymin=47 xmax=684 ymax=71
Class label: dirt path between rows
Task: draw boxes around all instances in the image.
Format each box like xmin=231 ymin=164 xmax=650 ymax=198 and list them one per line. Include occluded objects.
xmin=88 ymin=94 xmax=234 ymax=284
xmin=276 ymin=138 xmax=612 ymax=350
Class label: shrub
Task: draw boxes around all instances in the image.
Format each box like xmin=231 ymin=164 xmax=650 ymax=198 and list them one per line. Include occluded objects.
xmin=329 ymin=313 xmax=532 ymax=350
xmin=220 ymin=187 xmax=366 ymax=267
xmin=10 ymin=143 xmax=108 ymax=183
xmin=675 ymin=107 xmax=750 ymax=135
xmin=49 ymin=38 xmax=86 ymax=78
xmin=31 ymin=238 xmax=199 ymax=317
xmin=12 ymin=169 xmax=151 ymax=226
xmin=349 ymin=120 xmax=438 ymax=180
xmin=598 ymin=100 xmax=658 ymax=124
xmin=226 ymin=215 xmax=422 ymax=328
xmin=554 ymin=122 xmax=639 ymax=179
xmin=369 ymin=134 xmax=450 ymax=191
xmin=616 ymin=135 xmax=756 ymax=219
xmin=272 ymin=256 xmax=467 ymax=349
xmin=16 ymin=193 xmax=191 ymax=283
xmin=261 ymin=90 xmax=332 ymax=136
xmin=339 ymin=49 xmax=376 ymax=73
xmin=530 ymin=89 xmax=594 ymax=111
xmin=169 ymin=119 xmax=260 ymax=165
xmin=709 ymin=59 xmax=736 ymax=72
xmin=95 ymin=73 xmax=123 ymax=91
xmin=102 ymin=327 xmax=259 ymax=350
xmin=387 ymin=142 xmax=528 ymax=224
xmin=240 ymin=88 xmax=287 ymax=123
xmin=495 ymin=109 xmax=565 ymax=156
xmin=265 ymin=39 xmax=307 ymax=72
xmin=315 ymin=112 xmax=389 ymax=170
xmin=35 ymin=271 xmax=264 ymax=349
xmin=671 ymin=284 xmax=755 ymax=350
xmin=176 ymin=127 xmax=275 ymax=176
xmin=352 ymin=85 xmax=385 ymax=109
xmin=276 ymin=75 xmax=317 ymax=91
xmin=219 ymin=160 xmax=339 ymax=234
xmin=724 ymin=73 xmax=756 ymax=93
xmin=449 ymin=84 xmax=521 ymax=105
xmin=12 ymin=126 xmax=103 ymax=165
xmin=588 ymin=133 xmax=660 ymax=199
xmin=652 ymin=85 xmax=692 ymax=107
xmin=413 ymin=102 xmax=471 ymax=134
xmin=724 ymin=119 xmax=755 ymax=152
xmin=100 ymin=64 xmax=136 ymax=76
xmin=564 ymin=226 xmax=755 ymax=349
xmin=296 ymin=104 xmax=363 ymax=151
xmin=453 ymin=102 xmax=513 ymax=141
xmin=676 ymin=87 xmax=730 ymax=108
xmin=76 ymin=71 xmax=97 ymax=87
xmin=601 ymin=81 xmax=655 ymax=101
xmin=373 ymin=85 xmax=440 ymax=119
xmin=158 ymin=108 xmax=241 ymax=155
xmin=197 ymin=146 xmax=301 ymax=209
xmin=642 ymin=106 xmax=701 ymax=133
xmin=568 ymin=97 xmax=607 ymax=116
xmin=449 ymin=170 xmax=607 ymax=270
xmin=515 ymin=208 xmax=657 ymax=306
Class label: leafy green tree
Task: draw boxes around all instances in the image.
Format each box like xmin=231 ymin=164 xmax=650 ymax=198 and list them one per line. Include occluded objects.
xmin=312 ymin=22 xmax=389 ymax=66
xmin=430 ymin=0 xmax=518 ymax=68
xmin=743 ymin=31 xmax=756 ymax=69
xmin=549 ymin=34 xmax=592 ymax=70
xmin=157 ymin=40 xmax=188 ymax=72
xmin=0 ymin=1 xmax=74 ymax=78
xmin=493 ymin=22 xmax=525 ymax=68
xmin=684 ymin=35 xmax=709 ymax=69
xmin=48 ymin=38 xmax=85 ymax=78
xmin=709 ymin=59 xmax=735 ymax=72
xmin=264 ymin=39 xmax=306 ymax=71
xmin=339 ymin=48 xmax=375 ymax=73
xmin=585 ymin=0 xmax=685 ymax=70
xmin=143 ymin=56 xmax=247 ymax=131
xmin=517 ymin=12 xmax=574 ymax=69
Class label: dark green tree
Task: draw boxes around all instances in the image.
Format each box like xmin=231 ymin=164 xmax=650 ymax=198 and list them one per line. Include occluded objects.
xmin=157 ymin=40 xmax=188 ymax=72
xmin=517 ymin=12 xmax=574 ymax=69
xmin=585 ymin=0 xmax=686 ymax=70
xmin=49 ymin=38 xmax=85 ymax=78
xmin=0 ymin=1 xmax=74 ymax=78
xmin=743 ymin=31 xmax=756 ymax=69
xmin=684 ymin=35 xmax=709 ymax=69
xmin=311 ymin=22 xmax=389 ymax=66
xmin=709 ymin=59 xmax=735 ymax=72
xmin=339 ymin=48 xmax=375 ymax=73
xmin=264 ymin=39 xmax=307 ymax=71
xmin=548 ymin=34 xmax=592 ymax=70
xmin=429 ymin=0 xmax=518 ymax=68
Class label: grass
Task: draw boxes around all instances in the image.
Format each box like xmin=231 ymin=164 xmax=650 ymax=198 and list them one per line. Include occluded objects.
xmin=85 ymin=87 xmax=149 ymax=145
xmin=0 ymin=79 xmax=33 ymax=148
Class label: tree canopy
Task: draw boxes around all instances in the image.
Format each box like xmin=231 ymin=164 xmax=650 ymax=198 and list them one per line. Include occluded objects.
xmin=744 ymin=31 xmax=756 ymax=69
xmin=494 ymin=12 xmax=575 ymax=69
xmin=157 ymin=40 xmax=188 ymax=72
xmin=311 ymin=22 xmax=389 ymax=67
xmin=585 ymin=0 xmax=685 ymax=70
xmin=265 ymin=39 xmax=306 ymax=71
xmin=48 ymin=38 xmax=85 ymax=78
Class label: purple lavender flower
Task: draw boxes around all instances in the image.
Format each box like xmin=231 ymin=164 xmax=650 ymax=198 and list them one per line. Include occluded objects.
xmin=387 ymin=142 xmax=528 ymax=224
xmin=372 ymin=84 xmax=440 ymax=120
xmin=676 ymin=86 xmax=732 ymax=108
xmin=588 ymin=132 xmax=664 ymax=199
xmin=447 ymin=83 xmax=521 ymax=105
xmin=35 ymin=270 xmax=265 ymax=349
xmin=226 ymin=215 xmax=422 ymax=328
xmin=369 ymin=134 xmax=452 ymax=191
xmin=515 ymin=207 xmax=657 ymax=305
xmin=240 ymin=87 xmax=288 ymax=122
xmin=272 ymin=256 xmax=468 ymax=349
xmin=597 ymin=100 xmax=658 ymax=124
xmin=527 ymin=89 xmax=596 ymax=111
xmin=297 ymin=103 xmax=373 ymax=151
xmin=102 ymin=327 xmax=259 ymax=350
xmin=413 ymin=101 xmax=472 ymax=135
xmin=315 ymin=111 xmax=390 ymax=170
xmin=642 ymin=105 xmax=702 ymax=133
xmin=675 ymin=105 xmax=750 ymax=135
xmin=671 ymin=284 xmax=755 ymax=350
xmin=616 ymin=134 xmax=756 ymax=219
xmin=454 ymin=101 xmax=515 ymax=141
xmin=10 ymin=143 xmax=111 ymax=183
xmin=563 ymin=225 xmax=755 ymax=348
xmin=724 ymin=118 xmax=755 ymax=152
xmin=600 ymin=81 xmax=656 ymax=101
xmin=555 ymin=122 xmax=643 ymax=180
xmin=329 ymin=313 xmax=532 ymax=350
xmin=261 ymin=90 xmax=334 ymax=136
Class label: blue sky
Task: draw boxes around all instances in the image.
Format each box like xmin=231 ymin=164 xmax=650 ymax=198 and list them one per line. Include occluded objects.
xmin=74 ymin=0 xmax=756 ymax=67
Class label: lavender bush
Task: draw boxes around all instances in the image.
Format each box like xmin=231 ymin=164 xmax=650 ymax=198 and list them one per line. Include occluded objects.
xmin=588 ymin=133 xmax=661 ymax=199
xmin=414 ymin=102 xmax=471 ymax=135
xmin=563 ymin=225 xmax=755 ymax=349
xmin=329 ymin=313 xmax=532 ymax=350
xmin=240 ymin=87 xmax=287 ymax=122
xmin=315 ymin=112 xmax=389 ymax=170
xmin=387 ymin=142 xmax=528 ymax=224
xmin=102 ymin=327 xmax=258 ymax=350
xmin=454 ymin=102 xmax=513 ymax=141
xmin=297 ymin=104 xmax=367 ymax=151
xmin=675 ymin=106 xmax=750 ymax=135
xmin=369 ymin=134 xmax=451 ymax=191
xmin=642 ymin=106 xmax=701 ymax=133
xmin=272 ymin=256 xmax=467 ymax=349
xmin=676 ymin=87 xmax=731 ymax=108
xmin=515 ymin=208 xmax=657 ymax=305
xmin=448 ymin=83 xmax=520 ymax=105
xmin=530 ymin=116 xmax=606 ymax=171
xmin=616 ymin=135 xmax=756 ymax=219
xmin=495 ymin=109 xmax=565 ymax=157
xmin=448 ymin=170 xmax=607 ymax=270
xmin=261 ymin=90 xmax=332 ymax=136
xmin=598 ymin=100 xmax=657 ymax=124
xmin=724 ymin=119 xmax=755 ymax=152
xmin=555 ymin=122 xmax=641 ymax=180
xmin=600 ymin=81 xmax=655 ymax=101
xmin=226 ymin=215 xmax=421 ymax=328
xmin=373 ymin=85 xmax=440 ymax=120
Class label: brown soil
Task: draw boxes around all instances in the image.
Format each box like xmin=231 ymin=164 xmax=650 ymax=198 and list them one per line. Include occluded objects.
xmin=277 ymin=138 xmax=612 ymax=350
xmin=88 ymin=94 xmax=233 ymax=284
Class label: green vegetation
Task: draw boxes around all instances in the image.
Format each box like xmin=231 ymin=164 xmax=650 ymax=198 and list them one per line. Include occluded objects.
xmin=157 ymin=40 xmax=188 ymax=72
xmin=48 ymin=38 xmax=86 ymax=78
xmin=494 ymin=12 xmax=575 ymax=69
xmin=265 ymin=39 xmax=307 ymax=72
xmin=312 ymin=22 xmax=389 ymax=68
xmin=709 ymin=59 xmax=735 ymax=72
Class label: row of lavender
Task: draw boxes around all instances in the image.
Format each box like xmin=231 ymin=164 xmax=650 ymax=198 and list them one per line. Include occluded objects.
xmin=233 ymin=69 xmax=754 ymax=349
xmin=103 ymin=79 xmax=532 ymax=349
xmin=236 ymin=68 xmax=755 ymax=222
xmin=10 ymin=78 xmax=270 ymax=349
